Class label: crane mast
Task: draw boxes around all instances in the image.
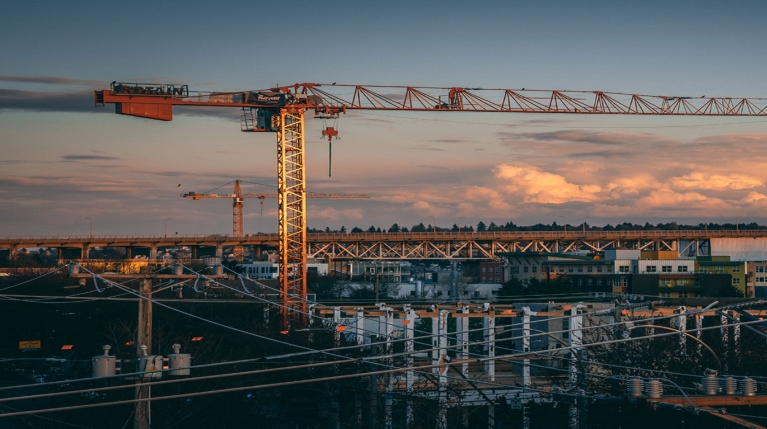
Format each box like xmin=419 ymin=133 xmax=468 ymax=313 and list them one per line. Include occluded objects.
xmin=95 ymin=82 xmax=767 ymax=327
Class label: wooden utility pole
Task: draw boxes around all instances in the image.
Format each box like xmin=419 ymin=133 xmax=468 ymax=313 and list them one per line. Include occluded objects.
xmin=135 ymin=278 xmax=152 ymax=429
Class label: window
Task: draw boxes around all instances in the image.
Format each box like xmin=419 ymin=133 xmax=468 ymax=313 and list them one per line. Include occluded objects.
xmin=495 ymin=277 xmax=501 ymax=282
xmin=716 ymin=266 xmax=724 ymax=273
xmin=679 ymin=292 xmax=688 ymax=298
xmin=495 ymin=267 xmax=501 ymax=274
xmin=733 ymin=266 xmax=740 ymax=273
xmin=587 ymin=266 xmax=593 ymax=273
xmin=481 ymin=276 xmax=486 ymax=282
xmin=619 ymin=266 xmax=630 ymax=273
xmin=678 ymin=266 xmax=688 ymax=273
xmin=733 ymin=278 xmax=741 ymax=285
xmin=662 ymin=266 xmax=672 ymax=273
xmin=596 ymin=279 xmax=602 ymax=286
xmin=661 ymin=292 xmax=671 ymax=298
xmin=597 ymin=266 xmax=603 ymax=272
xmin=646 ymin=266 xmax=657 ymax=273
xmin=510 ymin=267 xmax=520 ymax=274
xmin=607 ymin=266 xmax=613 ymax=272
xmin=577 ymin=267 xmax=583 ymax=273
xmin=758 ymin=277 xmax=766 ymax=283
xmin=677 ymin=279 xmax=688 ymax=286
xmin=532 ymin=266 xmax=538 ymax=273
xmin=661 ymin=279 xmax=671 ymax=287
xmin=481 ymin=267 xmax=486 ymax=274
xmin=523 ymin=266 xmax=529 ymax=273
xmin=578 ymin=279 xmax=583 ymax=286
xmin=569 ymin=267 xmax=574 ymax=273
xmin=587 ymin=278 xmax=592 ymax=286
xmin=757 ymin=266 xmax=765 ymax=273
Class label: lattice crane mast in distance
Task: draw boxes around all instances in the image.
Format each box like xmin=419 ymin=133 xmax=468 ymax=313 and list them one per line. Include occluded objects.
xmin=181 ymin=179 xmax=369 ymax=237
xmin=94 ymin=82 xmax=767 ymax=327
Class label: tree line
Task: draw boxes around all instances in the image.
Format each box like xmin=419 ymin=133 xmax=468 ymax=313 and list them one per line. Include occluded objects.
xmin=308 ymin=221 xmax=767 ymax=234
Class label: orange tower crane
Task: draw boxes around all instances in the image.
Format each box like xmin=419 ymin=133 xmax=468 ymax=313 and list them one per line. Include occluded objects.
xmin=95 ymin=82 xmax=767 ymax=326
xmin=182 ymin=179 xmax=368 ymax=237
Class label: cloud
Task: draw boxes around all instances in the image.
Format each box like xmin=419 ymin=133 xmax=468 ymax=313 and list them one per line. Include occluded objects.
xmin=500 ymin=130 xmax=674 ymax=146
xmin=634 ymin=188 xmax=729 ymax=211
xmin=0 ymin=89 xmax=102 ymax=113
xmin=61 ymin=155 xmax=119 ymax=161
xmin=429 ymin=138 xmax=473 ymax=144
xmin=494 ymin=164 xmax=603 ymax=204
xmin=0 ymin=76 xmax=105 ymax=86
xmin=668 ymin=172 xmax=762 ymax=191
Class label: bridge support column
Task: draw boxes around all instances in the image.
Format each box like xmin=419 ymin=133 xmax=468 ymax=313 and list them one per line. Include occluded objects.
xmin=82 ymin=245 xmax=91 ymax=259
xmin=149 ymin=246 xmax=158 ymax=260
xmin=125 ymin=247 xmax=133 ymax=259
xmin=191 ymin=246 xmax=198 ymax=260
xmin=215 ymin=245 xmax=223 ymax=259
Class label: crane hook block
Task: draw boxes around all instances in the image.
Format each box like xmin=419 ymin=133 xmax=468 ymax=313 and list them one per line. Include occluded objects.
xmin=322 ymin=127 xmax=339 ymax=142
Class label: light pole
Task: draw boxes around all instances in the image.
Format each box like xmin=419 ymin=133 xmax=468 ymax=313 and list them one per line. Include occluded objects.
xmin=164 ymin=218 xmax=171 ymax=237
xmin=457 ymin=217 xmax=465 ymax=232
xmin=581 ymin=217 xmax=590 ymax=235
xmin=560 ymin=216 xmax=567 ymax=233
xmin=432 ymin=216 xmax=437 ymax=234
xmin=84 ymin=217 xmax=92 ymax=238
xmin=323 ymin=217 xmax=329 ymax=233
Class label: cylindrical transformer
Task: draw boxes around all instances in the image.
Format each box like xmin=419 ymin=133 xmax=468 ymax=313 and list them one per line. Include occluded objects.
xmin=168 ymin=343 xmax=191 ymax=376
xmin=92 ymin=345 xmax=116 ymax=378
xmin=173 ymin=264 xmax=183 ymax=275
xmin=725 ymin=377 xmax=737 ymax=395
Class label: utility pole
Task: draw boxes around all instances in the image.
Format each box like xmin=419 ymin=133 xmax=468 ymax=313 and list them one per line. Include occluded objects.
xmin=135 ymin=278 xmax=152 ymax=429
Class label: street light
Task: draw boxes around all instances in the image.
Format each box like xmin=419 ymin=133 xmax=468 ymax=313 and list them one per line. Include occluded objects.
xmin=432 ymin=216 xmax=437 ymax=234
xmin=84 ymin=217 xmax=92 ymax=238
xmin=457 ymin=217 xmax=464 ymax=232
xmin=164 ymin=218 xmax=172 ymax=237
xmin=582 ymin=217 xmax=590 ymax=235
xmin=560 ymin=216 xmax=567 ymax=233
xmin=323 ymin=217 xmax=329 ymax=233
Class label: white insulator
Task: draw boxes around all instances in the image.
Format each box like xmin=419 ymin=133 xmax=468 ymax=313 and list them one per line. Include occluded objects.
xmin=703 ymin=373 xmax=719 ymax=395
xmin=627 ymin=377 xmax=644 ymax=398
xmin=168 ymin=343 xmax=191 ymax=376
xmin=725 ymin=377 xmax=737 ymax=395
xmin=68 ymin=263 xmax=79 ymax=275
xmin=213 ymin=265 xmax=224 ymax=275
xmin=645 ymin=379 xmax=662 ymax=399
xmin=741 ymin=377 xmax=757 ymax=397
xmin=92 ymin=345 xmax=116 ymax=378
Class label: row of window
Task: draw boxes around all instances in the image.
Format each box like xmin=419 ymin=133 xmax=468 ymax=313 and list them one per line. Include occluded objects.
xmin=646 ymin=265 xmax=690 ymax=273
xmin=480 ymin=276 xmax=503 ymax=283
xmin=481 ymin=267 xmax=502 ymax=274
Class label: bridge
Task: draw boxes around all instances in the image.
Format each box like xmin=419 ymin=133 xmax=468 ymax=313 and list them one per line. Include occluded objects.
xmin=0 ymin=229 xmax=765 ymax=261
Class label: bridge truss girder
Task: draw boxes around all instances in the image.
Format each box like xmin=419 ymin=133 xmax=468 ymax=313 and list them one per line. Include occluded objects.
xmin=308 ymin=238 xmax=710 ymax=260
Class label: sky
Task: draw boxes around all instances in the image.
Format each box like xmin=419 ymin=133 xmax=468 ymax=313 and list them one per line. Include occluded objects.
xmin=2 ymin=0 xmax=767 ymax=236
